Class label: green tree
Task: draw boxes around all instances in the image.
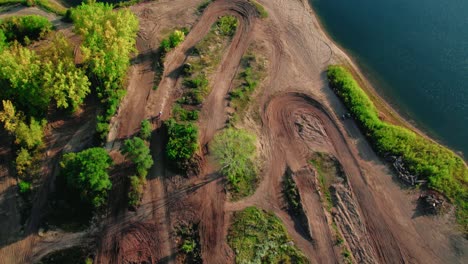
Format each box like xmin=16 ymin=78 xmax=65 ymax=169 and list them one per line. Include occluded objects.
xmin=121 ymin=137 xmax=153 ymax=178
xmin=211 ymin=128 xmax=257 ymax=197
xmin=0 ymin=29 xmax=6 ymax=52
xmin=14 ymin=117 xmax=44 ymax=149
xmin=140 ymin=119 xmax=151 ymax=140
xmin=60 ymin=148 xmax=113 ymax=208
xmin=41 ymin=34 xmax=91 ymax=111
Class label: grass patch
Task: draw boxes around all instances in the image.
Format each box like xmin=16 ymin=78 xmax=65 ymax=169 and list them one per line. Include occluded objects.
xmin=327 ymin=65 xmax=468 ymax=233
xmin=228 ymin=52 xmax=266 ymax=121
xmin=228 ymin=206 xmax=308 ymax=263
xmin=211 ymin=127 xmax=258 ymax=200
xmin=309 ymin=153 xmax=338 ymax=211
xmin=250 ymin=0 xmax=268 ymax=18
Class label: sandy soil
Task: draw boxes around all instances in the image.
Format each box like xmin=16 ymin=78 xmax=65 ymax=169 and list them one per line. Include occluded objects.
xmin=0 ymin=0 xmax=467 ymax=263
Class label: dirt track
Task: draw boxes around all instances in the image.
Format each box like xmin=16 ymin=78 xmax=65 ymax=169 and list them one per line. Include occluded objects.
xmin=1 ymin=0 xmax=467 ymax=263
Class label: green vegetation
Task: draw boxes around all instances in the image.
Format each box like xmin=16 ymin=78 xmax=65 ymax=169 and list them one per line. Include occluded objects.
xmin=309 ymin=153 xmax=335 ymax=211
xmin=172 ymin=104 xmax=199 ymax=122
xmin=71 ymin=2 xmax=138 ymax=140
xmin=160 ymin=29 xmax=185 ymax=53
xmin=140 ymin=119 xmax=152 ymax=140
xmin=250 ymin=0 xmax=268 ymax=18
xmin=121 ymin=137 xmax=153 ymax=178
xmin=0 ymin=15 xmax=52 ymax=44
xmin=282 ymin=168 xmax=303 ymax=215
xmin=176 ymin=223 xmax=202 ymax=262
xmin=128 ymin=175 xmax=144 ymax=208
xmin=211 ymin=128 xmax=257 ymax=199
xmin=60 ymin=147 xmax=113 ymax=208
xmin=228 ymin=207 xmax=307 ymax=263
xmin=327 ymin=65 xmax=468 ymax=231
xmin=229 ymin=52 xmax=265 ymax=121
xmin=34 ymin=0 xmax=67 ymax=15
xmin=216 ymin=15 xmax=238 ymax=36
xmin=18 ymin=180 xmax=31 ymax=194
xmin=178 ymin=74 xmax=209 ymax=105
xmin=165 ymin=118 xmax=198 ymax=166
xmin=196 ymin=0 xmax=212 ymax=14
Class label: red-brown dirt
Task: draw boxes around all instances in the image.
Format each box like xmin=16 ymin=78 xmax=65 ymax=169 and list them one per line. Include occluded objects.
xmin=1 ymin=0 xmax=467 ymax=263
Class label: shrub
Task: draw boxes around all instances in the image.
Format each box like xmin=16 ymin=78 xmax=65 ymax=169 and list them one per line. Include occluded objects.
xmin=165 ymin=118 xmax=198 ymax=163
xmin=216 ymin=15 xmax=238 ymax=36
xmin=140 ymin=119 xmax=152 ymax=140
xmin=327 ymin=65 xmax=468 ymax=231
xmin=0 ymin=15 xmax=52 ymax=44
xmin=60 ymin=148 xmax=113 ymax=208
xmin=18 ymin=180 xmax=31 ymax=194
xmin=14 ymin=117 xmax=45 ymax=150
xmin=211 ymin=127 xmax=257 ymax=199
xmin=15 ymin=148 xmax=32 ymax=176
xmin=160 ymin=29 xmax=185 ymax=53
xmin=228 ymin=207 xmax=307 ymax=263
xmin=121 ymin=137 xmax=153 ymax=178
xmin=128 ymin=175 xmax=144 ymax=207
xmin=196 ymin=0 xmax=213 ymax=14
xmin=172 ymin=104 xmax=199 ymax=122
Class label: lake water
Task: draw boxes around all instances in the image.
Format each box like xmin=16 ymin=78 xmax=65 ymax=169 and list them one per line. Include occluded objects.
xmin=309 ymin=0 xmax=468 ymax=157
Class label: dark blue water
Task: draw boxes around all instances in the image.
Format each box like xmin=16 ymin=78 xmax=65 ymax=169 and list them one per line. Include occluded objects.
xmin=310 ymin=0 xmax=468 ymax=157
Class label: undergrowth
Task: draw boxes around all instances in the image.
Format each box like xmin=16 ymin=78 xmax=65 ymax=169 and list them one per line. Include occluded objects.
xmin=228 ymin=207 xmax=308 ymax=263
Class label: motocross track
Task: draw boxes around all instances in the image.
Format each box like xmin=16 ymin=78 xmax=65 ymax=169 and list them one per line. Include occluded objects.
xmin=1 ymin=0 xmax=467 ymax=263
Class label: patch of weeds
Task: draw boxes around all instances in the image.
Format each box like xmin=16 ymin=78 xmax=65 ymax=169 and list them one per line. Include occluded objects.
xmin=172 ymin=104 xmax=199 ymax=122
xmin=228 ymin=207 xmax=308 ymax=263
xmin=250 ymin=0 xmax=268 ymax=18
xmin=309 ymin=152 xmax=339 ymax=211
xmin=176 ymin=223 xmax=202 ymax=263
xmin=282 ymin=168 xmax=302 ymax=215
xmin=216 ymin=15 xmax=238 ymax=36
xmin=196 ymin=0 xmax=213 ymax=14
xmin=228 ymin=51 xmax=266 ymax=122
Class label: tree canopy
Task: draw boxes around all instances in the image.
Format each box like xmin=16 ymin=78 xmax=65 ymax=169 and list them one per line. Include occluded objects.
xmin=210 ymin=127 xmax=257 ymax=198
xmin=60 ymin=148 xmax=113 ymax=208
xmin=121 ymin=137 xmax=153 ymax=178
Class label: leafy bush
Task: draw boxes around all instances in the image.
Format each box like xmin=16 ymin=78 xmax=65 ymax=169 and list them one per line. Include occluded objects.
xmin=0 ymin=15 xmax=52 ymax=44
xmin=121 ymin=137 xmax=153 ymax=178
xmin=128 ymin=175 xmax=144 ymax=207
xmin=140 ymin=119 xmax=152 ymax=140
xmin=228 ymin=207 xmax=307 ymax=263
xmin=165 ymin=118 xmax=198 ymax=164
xmin=18 ymin=180 xmax=31 ymax=194
xmin=216 ymin=15 xmax=238 ymax=36
xmin=60 ymin=147 xmax=113 ymax=208
xmin=0 ymin=29 xmax=6 ymax=52
xmin=160 ymin=29 xmax=185 ymax=53
xmin=211 ymin=128 xmax=257 ymax=199
xmin=327 ymin=65 xmax=468 ymax=231
xmin=172 ymin=104 xmax=199 ymax=122
xmin=14 ymin=117 xmax=45 ymax=149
